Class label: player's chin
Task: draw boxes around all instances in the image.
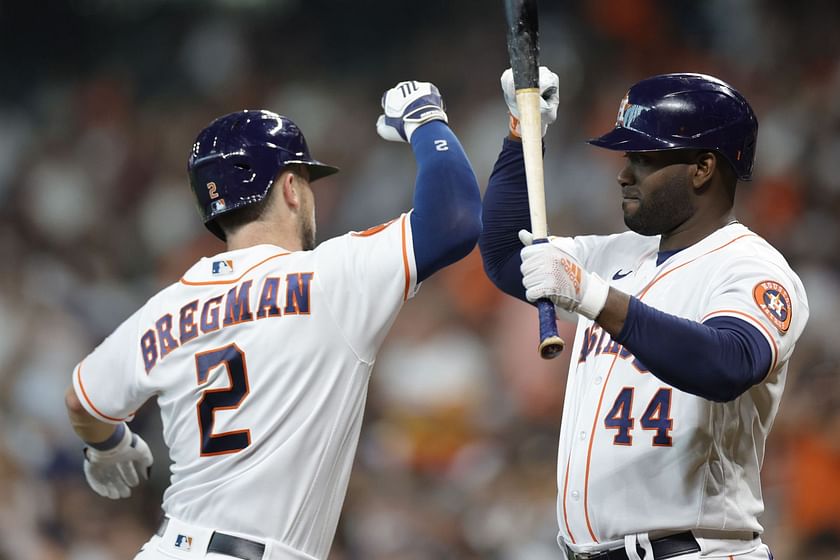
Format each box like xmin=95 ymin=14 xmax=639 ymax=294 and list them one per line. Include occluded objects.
xmin=621 ymin=198 xmax=640 ymax=216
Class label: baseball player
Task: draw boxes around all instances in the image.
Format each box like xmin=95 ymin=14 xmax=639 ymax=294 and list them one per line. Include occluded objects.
xmin=64 ymin=80 xmax=481 ymax=560
xmin=479 ymin=69 xmax=809 ymax=559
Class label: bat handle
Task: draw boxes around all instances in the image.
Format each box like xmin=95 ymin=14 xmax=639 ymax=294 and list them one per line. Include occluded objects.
xmin=532 ymin=238 xmax=565 ymax=359
xmin=537 ymin=299 xmax=564 ymax=359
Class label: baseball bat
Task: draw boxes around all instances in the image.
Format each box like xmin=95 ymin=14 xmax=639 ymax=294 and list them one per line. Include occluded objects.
xmin=503 ymin=0 xmax=565 ymax=359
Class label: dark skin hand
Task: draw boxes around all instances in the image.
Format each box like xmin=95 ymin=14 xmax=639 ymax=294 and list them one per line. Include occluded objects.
xmin=594 ymin=150 xmax=736 ymax=338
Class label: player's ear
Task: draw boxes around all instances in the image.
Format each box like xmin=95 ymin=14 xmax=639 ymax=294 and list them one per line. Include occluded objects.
xmin=691 ymin=151 xmax=716 ymax=189
xmin=280 ymin=169 xmax=301 ymax=210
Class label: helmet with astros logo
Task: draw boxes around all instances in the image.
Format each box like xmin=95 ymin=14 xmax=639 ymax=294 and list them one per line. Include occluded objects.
xmin=589 ymin=73 xmax=758 ymax=180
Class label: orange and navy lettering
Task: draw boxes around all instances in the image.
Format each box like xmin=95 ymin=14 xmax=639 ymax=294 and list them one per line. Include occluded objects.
xmin=256 ymin=277 xmax=281 ymax=318
xmin=140 ymin=329 xmax=158 ymax=373
xmin=284 ymin=272 xmax=314 ymax=315
xmin=179 ymin=300 xmax=200 ymax=344
xmin=156 ymin=314 xmax=180 ymax=359
xmin=578 ymin=323 xmax=649 ymax=373
xmin=200 ymin=295 xmax=223 ymax=333
xmin=141 ymin=273 xmax=315 ymax=374
xmin=223 ymin=280 xmax=254 ymax=326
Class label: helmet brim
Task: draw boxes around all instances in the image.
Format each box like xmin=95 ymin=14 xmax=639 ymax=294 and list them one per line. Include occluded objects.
xmin=587 ymin=126 xmax=680 ymax=152
xmin=286 ymin=160 xmax=339 ymax=182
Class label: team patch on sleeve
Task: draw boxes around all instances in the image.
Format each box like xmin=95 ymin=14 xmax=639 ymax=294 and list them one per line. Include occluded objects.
xmin=753 ymin=280 xmax=792 ymax=333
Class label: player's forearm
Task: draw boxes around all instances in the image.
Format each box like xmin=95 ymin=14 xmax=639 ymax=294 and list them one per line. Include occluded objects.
xmin=409 ymin=121 xmax=482 ymax=281
xmin=595 ymin=287 xmax=632 ymax=336
xmin=65 ymin=386 xmax=118 ymax=443
xmin=478 ymin=137 xmax=532 ymax=300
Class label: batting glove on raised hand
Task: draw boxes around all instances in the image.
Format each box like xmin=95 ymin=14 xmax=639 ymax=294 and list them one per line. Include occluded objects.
xmin=83 ymin=424 xmax=153 ymax=499
xmin=501 ymin=66 xmax=560 ymax=137
xmin=376 ymin=80 xmax=448 ymax=143
xmin=519 ymin=230 xmax=610 ymax=320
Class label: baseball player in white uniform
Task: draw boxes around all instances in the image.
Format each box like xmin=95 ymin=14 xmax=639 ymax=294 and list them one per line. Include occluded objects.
xmin=65 ymin=81 xmax=482 ymax=560
xmin=479 ymin=69 xmax=809 ymax=559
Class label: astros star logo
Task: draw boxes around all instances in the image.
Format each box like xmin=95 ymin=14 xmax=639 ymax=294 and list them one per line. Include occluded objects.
xmin=767 ymin=292 xmax=784 ymax=314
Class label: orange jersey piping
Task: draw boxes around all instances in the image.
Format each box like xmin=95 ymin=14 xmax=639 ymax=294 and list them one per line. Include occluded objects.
xmin=75 ymin=364 xmax=129 ymax=422
xmin=180 ymin=252 xmax=291 ymax=286
xmin=401 ymin=215 xmax=411 ymax=301
xmin=578 ymin=233 xmax=758 ymax=543
xmin=702 ymin=308 xmax=780 ymax=373
xmin=636 ymin=234 xmax=757 ymax=299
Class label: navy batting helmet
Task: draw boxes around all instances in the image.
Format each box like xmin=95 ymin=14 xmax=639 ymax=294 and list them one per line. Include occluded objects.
xmin=588 ymin=73 xmax=758 ymax=180
xmin=188 ymin=110 xmax=339 ymax=240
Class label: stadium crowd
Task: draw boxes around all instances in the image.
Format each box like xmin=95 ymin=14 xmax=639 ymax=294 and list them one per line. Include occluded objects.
xmin=1 ymin=1 xmax=839 ymax=558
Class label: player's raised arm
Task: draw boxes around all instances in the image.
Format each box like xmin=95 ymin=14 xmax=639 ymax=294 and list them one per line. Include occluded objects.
xmin=376 ymin=81 xmax=482 ymax=282
xmin=478 ymin=67 xmax=559 ymax=301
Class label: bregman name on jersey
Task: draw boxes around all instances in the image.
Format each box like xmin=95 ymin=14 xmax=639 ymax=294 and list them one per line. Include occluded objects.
xmin=140 ymin=272 xmax=314 ymax=373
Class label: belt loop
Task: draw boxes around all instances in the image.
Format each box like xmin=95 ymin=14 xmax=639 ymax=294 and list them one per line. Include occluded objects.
xmin=636 ymin=533 xmax=654 ymax=559
xmin=625 ymin=534 xmax=646 ymax=560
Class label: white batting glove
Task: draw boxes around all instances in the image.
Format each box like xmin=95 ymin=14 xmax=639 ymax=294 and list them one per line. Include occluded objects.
xmin=519 ymin=230 xmax=610 ymax=320
xmin=83 ymin=424 xmax=153 ymax=499
xmin=501 ymin=66 xmax=560 ymax=137
xmin=376 ymin=80 xmax=448 ymax=143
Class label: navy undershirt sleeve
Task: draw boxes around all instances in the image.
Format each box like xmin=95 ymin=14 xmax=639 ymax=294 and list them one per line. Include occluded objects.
xmin=478 ymin=137 xmax=532 ymax=302
xmin=409 ymin=121 xmax=482 ymax=282
xmin=615 ymin=297 xmax=773 ymax=402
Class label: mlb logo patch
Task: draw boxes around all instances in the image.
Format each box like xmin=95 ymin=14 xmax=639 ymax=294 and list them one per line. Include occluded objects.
xmin=211 ymin=198 xmax=227 ymax=212
xmin=212 ymin=259 xmax=234 ymax=276
xmin=174 ymin=534 xmax=193 ymax=551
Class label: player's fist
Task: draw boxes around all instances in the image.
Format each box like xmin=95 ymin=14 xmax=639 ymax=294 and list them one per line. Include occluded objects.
xmin=83 ymin=424 xmax=153 ymax=499
xmin=501 ymin=66 xmax=560 ymax=137
xmin=376 ymin=80 xmax=448 ymax=143
xmin=519 ymin=231 xmax=610 ymax=320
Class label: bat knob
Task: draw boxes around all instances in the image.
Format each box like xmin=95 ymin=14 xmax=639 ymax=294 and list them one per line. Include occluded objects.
xmin=539 ymin=335 xmax=565 ymax=360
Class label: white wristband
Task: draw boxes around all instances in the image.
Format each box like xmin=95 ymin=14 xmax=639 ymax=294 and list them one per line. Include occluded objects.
xmin=577 ymin=273 xmax=610 ymax=320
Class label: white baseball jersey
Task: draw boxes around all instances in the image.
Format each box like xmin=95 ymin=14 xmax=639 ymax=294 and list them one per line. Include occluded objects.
xmin=557 ymin=222 xmax=808 ymax=548
xmin=72 ymin=214 xmax=418 ymax=560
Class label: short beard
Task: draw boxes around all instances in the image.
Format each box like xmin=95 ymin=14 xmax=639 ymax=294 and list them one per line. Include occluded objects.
xmin=300 ymin=217 xmax=316 ymax=251
xmin=624 ymin=176 xmax=694 ymax=237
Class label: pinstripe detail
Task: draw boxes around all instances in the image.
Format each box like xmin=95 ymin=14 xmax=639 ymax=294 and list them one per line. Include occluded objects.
xmin=581 ymin=353 xmax=622 ymax=543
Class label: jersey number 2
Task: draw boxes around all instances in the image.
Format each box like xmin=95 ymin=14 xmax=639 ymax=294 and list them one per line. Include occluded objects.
xmin=195 ymin=343 xmax=251 ymax=456
xmin=604 ymin=387 xmax=673 ymax=446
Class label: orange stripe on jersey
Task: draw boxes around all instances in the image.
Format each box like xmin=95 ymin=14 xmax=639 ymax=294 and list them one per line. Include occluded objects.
xmin=582 ymin=353 xmax=622 ymax=543
xmin=575 ymin=234 xmax=760 ymax=544
xmin=352 ymin=218 xmax=398 ymax=237
xmin=561 ymin=448 xmax=576 ymax=543
xmin=701 ymin=308 xmax=780 ymax=373
xmin=636 ymin=234 xmax=757 ymax=299
xmin=180 ymin=252 xmax=291 ymax=286
xmin=401 ymin=215 xmax=410 ymax=302
xmin=75 ymin=364 xmax=129 ymax=422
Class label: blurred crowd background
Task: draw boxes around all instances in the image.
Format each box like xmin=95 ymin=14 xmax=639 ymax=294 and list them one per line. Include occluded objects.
xmin=2 ymin=0 xmax=839 ymax=558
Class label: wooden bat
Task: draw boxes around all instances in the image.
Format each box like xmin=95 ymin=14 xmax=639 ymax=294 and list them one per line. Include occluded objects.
xmin=504 ymin=0 xmax=565 ymax=359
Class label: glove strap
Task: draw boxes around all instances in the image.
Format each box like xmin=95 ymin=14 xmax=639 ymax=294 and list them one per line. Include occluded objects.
xmin=86 ymin=423 xmax=127 ymax=451
xmin=577 ymin=273 xmax=610 ymax=320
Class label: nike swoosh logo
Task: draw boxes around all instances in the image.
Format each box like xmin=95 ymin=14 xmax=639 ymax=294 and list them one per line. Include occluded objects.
xmin=612 ymin=269 xmax=632 ymax=280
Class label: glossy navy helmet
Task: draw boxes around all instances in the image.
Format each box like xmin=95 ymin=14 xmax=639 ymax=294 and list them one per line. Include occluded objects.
xmin=588 ymin=73 xmax=758 ymax=180
xmin=188 ymin=110 xmax=339 ymax=240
